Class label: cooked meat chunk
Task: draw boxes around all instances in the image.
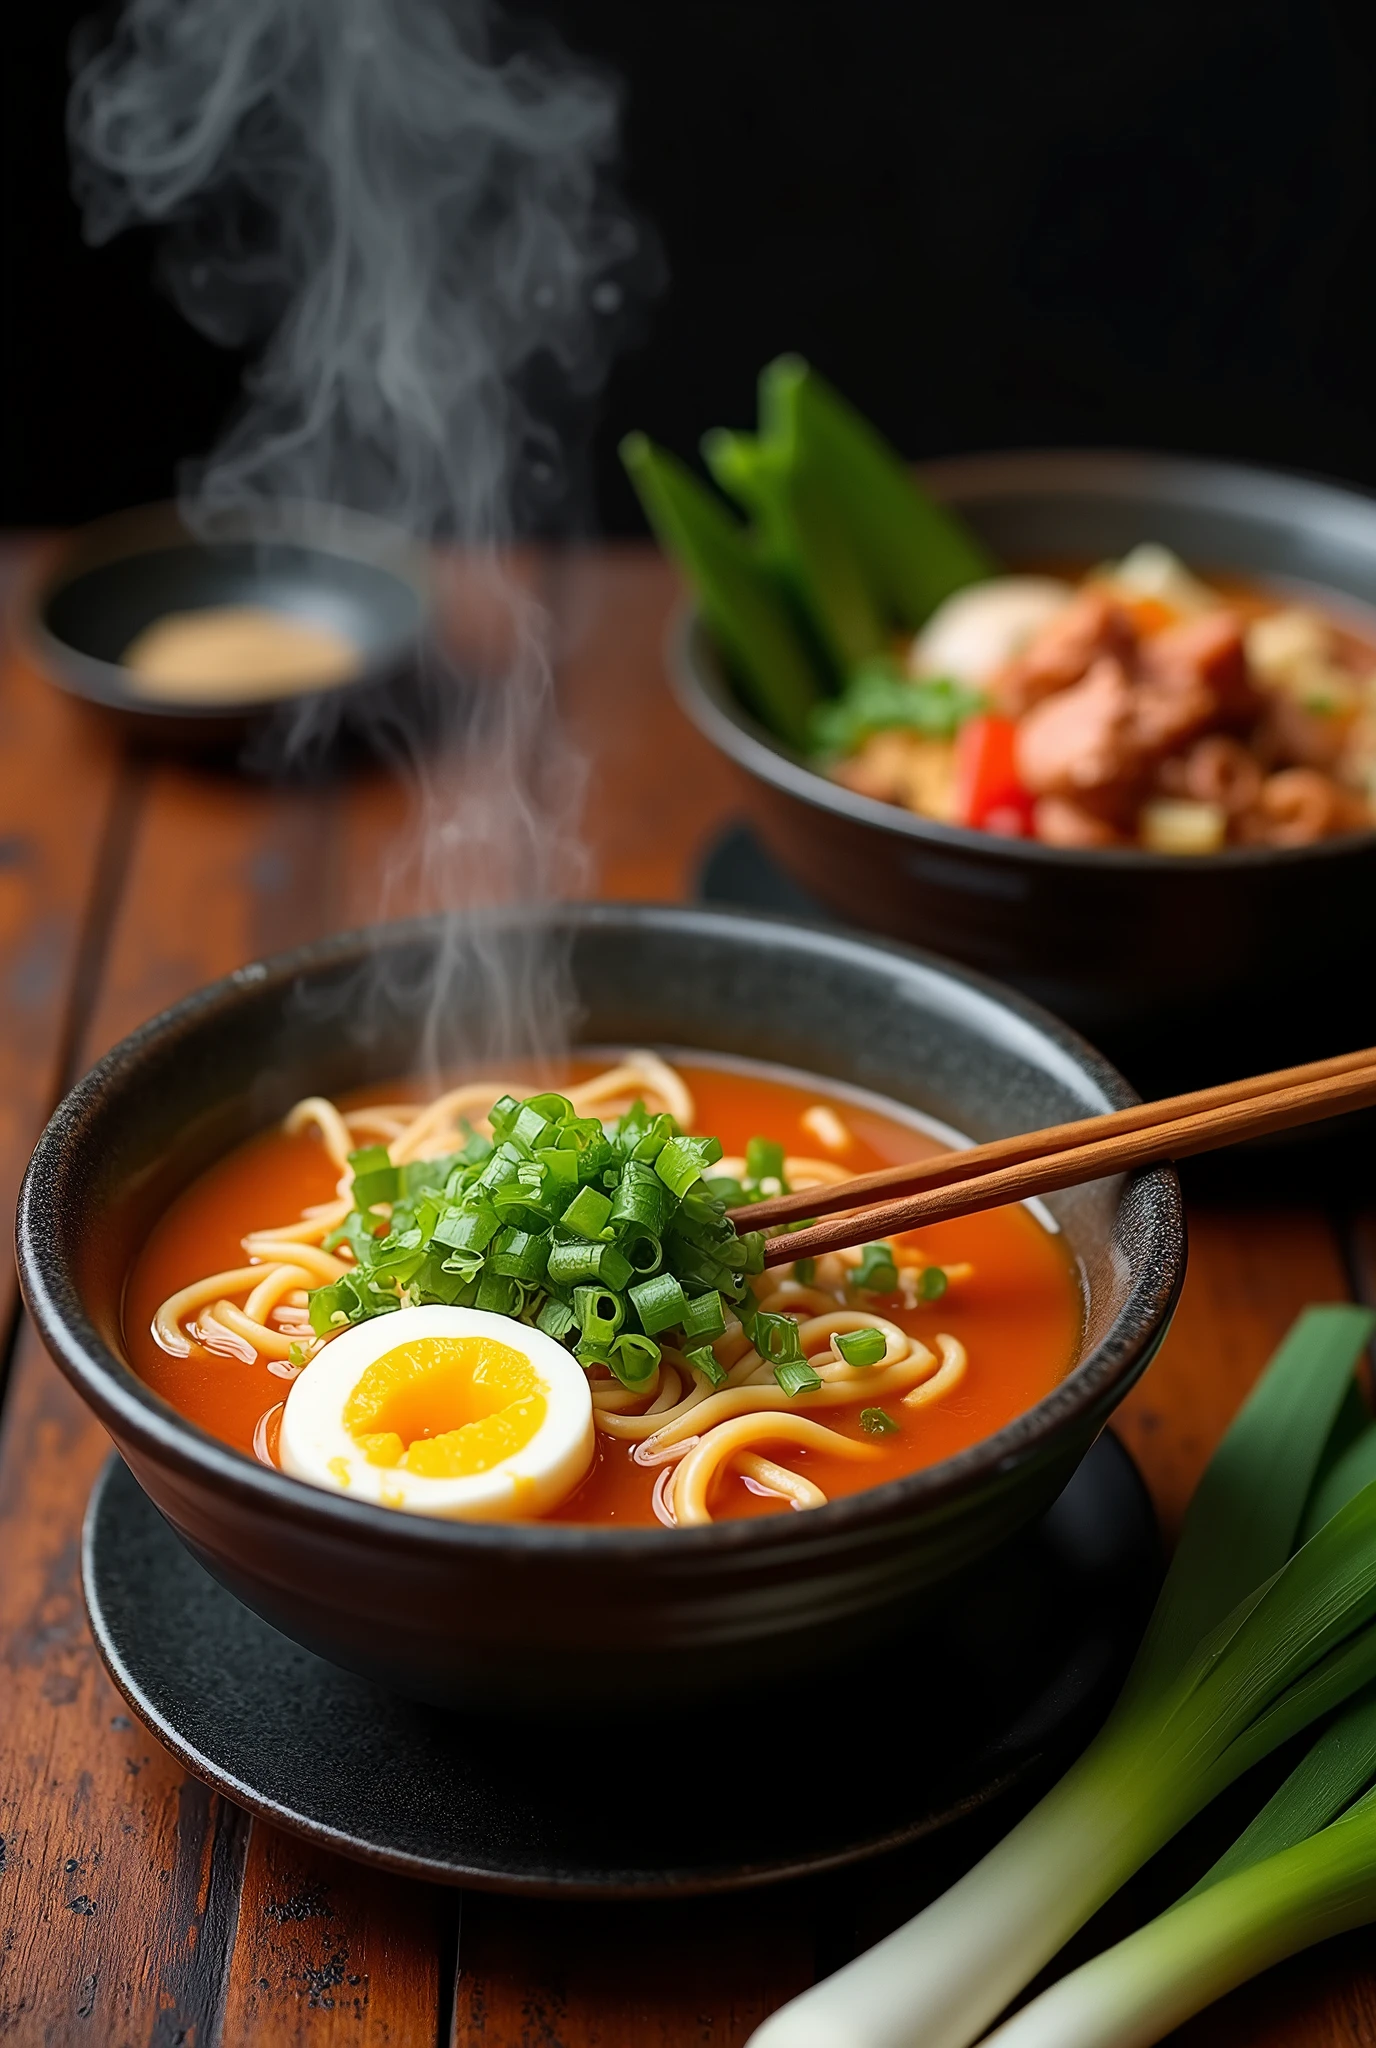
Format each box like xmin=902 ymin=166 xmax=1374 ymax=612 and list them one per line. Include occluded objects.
xmin=1131 ymin=613 xmax=1257 ymax=754
xmin=1031 ymin=796 xmax=1126 ymax=847
xmin=1158 ymin=736 xmax=1264 ymax=817
xmin=1014 ymin=656 xmax=1141 ymax=800
xmin=1237 ymin=768 xmax=1369 ymax=847
xmin=991 ymin=588 xmax=1136 ymax=717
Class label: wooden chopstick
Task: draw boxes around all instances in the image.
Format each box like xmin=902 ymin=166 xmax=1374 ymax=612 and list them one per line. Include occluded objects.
xmin=735 ymin=1043 xmax=1376 ymax=1234
xmin=759 ymin=1056 xmax=1376 ymax=1268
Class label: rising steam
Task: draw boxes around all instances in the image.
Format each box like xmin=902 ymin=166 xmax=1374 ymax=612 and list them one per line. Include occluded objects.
xmin=69 ymin=0 xmax=655 ymax=1070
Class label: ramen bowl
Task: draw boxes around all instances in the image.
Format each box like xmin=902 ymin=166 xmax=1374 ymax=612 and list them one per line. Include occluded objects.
xmin=672 ymin=450 xmax=1376 ymax=1095
xmin=16 ymin=904 xmax=1183 ymax=1714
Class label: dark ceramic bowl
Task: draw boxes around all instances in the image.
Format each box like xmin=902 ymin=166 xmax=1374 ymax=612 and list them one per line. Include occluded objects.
xmin=16 ymin=500 xmax=430 ymax=749
xmin=16 ymin=904 xmax=1184 ymax=1716
xmin=672 ymin=450 xmax=1376 ymax=1094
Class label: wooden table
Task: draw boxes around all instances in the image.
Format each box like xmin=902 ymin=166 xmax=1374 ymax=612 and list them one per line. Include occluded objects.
xmin=1 ymin=542 xmax=1373 ymax=2047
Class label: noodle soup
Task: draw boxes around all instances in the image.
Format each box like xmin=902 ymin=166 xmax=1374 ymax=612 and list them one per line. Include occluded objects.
xmin=126 ymin=1054 xmax=1080 ymax=1529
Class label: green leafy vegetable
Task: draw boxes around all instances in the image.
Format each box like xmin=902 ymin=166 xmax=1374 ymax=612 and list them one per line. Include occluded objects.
xmin=758 ymin=355 xmax=996 ymax=629
xmin=859 ymin=1406 xmax=899 ymax=1435
xmin=619 ymin=433 xmax=824 ymax=750
xmin=809 ymin=659 xmax=986 ymax=757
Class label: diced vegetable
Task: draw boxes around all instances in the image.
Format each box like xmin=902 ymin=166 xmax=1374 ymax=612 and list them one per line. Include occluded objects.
xmin=954 ymin=712 xmax=1035 ymax=832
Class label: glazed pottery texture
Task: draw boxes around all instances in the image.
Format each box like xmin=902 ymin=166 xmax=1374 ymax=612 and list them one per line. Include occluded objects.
xmin=672 ymin=451 xmax=1376 ymax=1094
xmin=17 ymin=905 xmax=1184 ymax=1714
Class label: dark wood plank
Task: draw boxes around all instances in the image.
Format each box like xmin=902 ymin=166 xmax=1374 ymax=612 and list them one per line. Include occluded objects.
xmin=0 ymin=587 xmax=124 ymax=1344
xmin=450 ymin=1893 xmax=812 ymax=2048
xmin=0 ymin=741 xmax=443 ymax=2045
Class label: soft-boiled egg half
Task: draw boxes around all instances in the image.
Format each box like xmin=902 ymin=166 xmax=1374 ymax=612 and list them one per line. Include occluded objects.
xmin=279 ymin=1305 xmax=594 ymax=1520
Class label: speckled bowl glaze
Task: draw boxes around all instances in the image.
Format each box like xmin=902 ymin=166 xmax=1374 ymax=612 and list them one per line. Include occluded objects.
xmin=672 ymin=450 xmax=1376 ymax=1094
xmin=16 ymin=905 xmax=1184 ymax=1715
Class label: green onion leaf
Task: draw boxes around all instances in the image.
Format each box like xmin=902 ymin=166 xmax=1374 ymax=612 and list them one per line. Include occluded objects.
xmin=917 ymin=1265 xmax=948 ymax=1302
xmin=546 ymin=1238 xmax=634 ymax=1291
xmin=573 ymin=1284 xmax=626 ymax=1346
xmin=745 ymin=1136 xmax=786 ymax=1184
xmin=560 ymin=1183 xmax=612 ymax=1239
xmin=776 ymin=1357 xmax=823 ymax=1397
xmin=793 ymin=1257 xmax=816 ymax=1284
xmin=859 ymin=1405 xmax=899 ymax=1435
xmin=854 ymin=1241 xmax=899 ymax=1294
xmin=681 ymin=1289 xmax=727 ymax=1342
xmin=609 ymin=1332 xmax=660 ymax=1389
xmin=348 ymin=1144 xmax=400 ymax=1209
xmin=685 ymin=1343 xmax=728 ymax=1388
xmin=535 ymin=1297 xmax=577 ymax=1342
xmin=753 ymin=1310 xmax=804 ymax=1365
xmin=836 ymin=1327 xmax=886 ymax=1367
xmin=655 ymin=1134 xmax=723 ymax=1200
xmin=628 ymin=1271 xmax=688 ymax=1337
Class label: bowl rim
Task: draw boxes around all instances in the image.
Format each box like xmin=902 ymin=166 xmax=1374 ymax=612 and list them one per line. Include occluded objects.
xmin=12 ymin=498 xmax=433 ymax=723
xmin=670 ymin=443 xmax=1376 ymax=875
xmin=16 ymin=901 xmax=1185 ymax=1560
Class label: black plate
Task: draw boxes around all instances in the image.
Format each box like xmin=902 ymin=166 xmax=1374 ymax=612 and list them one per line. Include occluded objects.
xmin=83 ymin=1434 xmax=1157 ymax=1897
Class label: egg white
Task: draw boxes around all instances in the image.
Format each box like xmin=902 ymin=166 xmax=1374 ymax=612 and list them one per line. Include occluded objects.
xmin=279 ymin=1304 xmax=594 ymax=1520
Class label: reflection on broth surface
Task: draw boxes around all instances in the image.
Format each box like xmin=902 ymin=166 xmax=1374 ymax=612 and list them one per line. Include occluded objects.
xmin=124 ymin=1056 xmax=1080 ymax=1526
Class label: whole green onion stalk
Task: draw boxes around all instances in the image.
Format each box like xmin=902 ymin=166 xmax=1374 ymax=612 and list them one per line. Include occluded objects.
xmin=749 ymin=1305 xmax=1376 ymax=2048
xmin=982 ymin=1687 xmax=1376 ymax=2047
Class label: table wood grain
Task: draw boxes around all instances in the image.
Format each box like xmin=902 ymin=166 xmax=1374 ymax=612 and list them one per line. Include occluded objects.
xmin=0 ymin=543 xmax=1372 ymax=2046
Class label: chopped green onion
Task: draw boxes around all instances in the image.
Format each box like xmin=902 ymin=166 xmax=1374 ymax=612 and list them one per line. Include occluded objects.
xmin=793 ymin=1257 xmax=816 ymax=1284
xmin=859 ymin=1405 xmax=899 ymax=1434
xmin=609 ymin=1159 xmax=675 ymax=1234
xmin=560 ymin=1183 xmax=612 ymax=1239
xmin=348 ymin=1144 xmax=400 ymax=1209
xmin=836 ymin=1327 xmax=887 ymax=1368
xmin=287 ymin=1341 xmax=305 ymax=1371
xmin=536 ymin=1297 xmax=577 ymax=1342
xmin=685 ymin=1343 xmax=728 ymax=1388
xmin=621 ymin=1230 xmax=663 ymax=1275
xmin=745 ymin=1135 xmax=786 ymax=1184
xmin=488 ymin=1226 xmax=548 ymax=1283
xmin=753 ymin=1310 xmax=804 ymax=1365
xmin=853 ymin=1241 xmax=899 ymax=1294
xmin=628 ymin=1271 xmax=688 ymax=1337
xmin=775 ymin=1356 xmax=823 ymax=1397
xmin=917 ymin=1264 xmax=948 ymax=1302
xmin=474 ymin=1269 xmax=518 ymax=1316
xmin=573 ymin=1285 xmax=625 ymax=1346
xmin=681 ymin=1289 xmax=727 ymax=1342
xmin=546 ymin=1239 xmax=633 ymax=1290
xmin=655 ymin=1133 xmax=723 ymax=1200
xmin=609 ymin=1332 xmax=660 ymax=1389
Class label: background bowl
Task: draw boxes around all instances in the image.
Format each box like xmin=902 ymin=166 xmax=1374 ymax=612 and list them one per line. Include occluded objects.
xmin=16 ymin=500 xmax=431 ymax=749
xmin=16 ymin=904 xmax=1183 ymax=1715
xmin=672 ymin=450 xmax=1376 ymax=1095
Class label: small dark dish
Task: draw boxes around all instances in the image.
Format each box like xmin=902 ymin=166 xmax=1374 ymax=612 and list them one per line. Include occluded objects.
xmin=17 ymin=904 xmax=1184 ymax=1716
xmin=673 ymin=451 xmax=1376 ymax=1093
xmin=16 ymin=500 xmax=430 ymax=748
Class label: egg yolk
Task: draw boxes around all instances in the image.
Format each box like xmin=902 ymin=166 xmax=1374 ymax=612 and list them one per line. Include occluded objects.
xmin=342 ymin=1334 xmax=546 ymax=1479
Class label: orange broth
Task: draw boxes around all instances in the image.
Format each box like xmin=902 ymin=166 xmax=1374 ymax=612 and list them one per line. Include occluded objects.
xmin=123 ymin=1058 xmax=1081 ymax=1525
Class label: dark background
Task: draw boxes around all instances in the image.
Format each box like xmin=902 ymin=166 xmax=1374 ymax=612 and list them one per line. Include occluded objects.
xmin=4 ymin=0 xmax=1376 ymax=535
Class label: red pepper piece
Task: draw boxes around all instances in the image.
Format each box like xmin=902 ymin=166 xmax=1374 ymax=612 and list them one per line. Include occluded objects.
xmin=954 ymin=714 xmax=1034 ymax=833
